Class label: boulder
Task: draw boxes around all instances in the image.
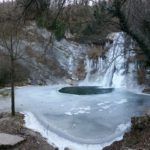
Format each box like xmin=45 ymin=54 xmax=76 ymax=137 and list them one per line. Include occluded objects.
xmin=0 ymin=133 xmax=25 ymax=148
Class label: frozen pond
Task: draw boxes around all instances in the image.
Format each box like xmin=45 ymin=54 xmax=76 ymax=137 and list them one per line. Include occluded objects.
xmin=0 ymin=85 xmax=150 ymax=150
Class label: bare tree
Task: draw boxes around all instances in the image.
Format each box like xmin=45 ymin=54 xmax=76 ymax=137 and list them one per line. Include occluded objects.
xmin=108 ymin=0 xmax=150 ymax=64
xmin=0 ymin=5 xmax=25 ymax=116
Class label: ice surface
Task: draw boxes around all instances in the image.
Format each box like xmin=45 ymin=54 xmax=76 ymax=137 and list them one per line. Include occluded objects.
xmin=0 ymin=85 xmax=150 ymax=150
xmin=24 ymin=111 xmax=126 ymax=150
xmin=65 ymin=112 xmax=73 ymax=116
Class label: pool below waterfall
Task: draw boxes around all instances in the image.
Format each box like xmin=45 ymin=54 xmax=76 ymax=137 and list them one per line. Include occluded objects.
xmin=59 ymin=86 xmax=114 ymax=95
xmin=0 ymin=85 xmax=150 ymax=150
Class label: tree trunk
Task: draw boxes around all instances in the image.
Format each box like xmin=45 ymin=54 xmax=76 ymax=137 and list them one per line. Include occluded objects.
xmin=11 ymin=58 xmax=15 ymax=116
xmin=112 ymin=0 xmax=150 ymax=63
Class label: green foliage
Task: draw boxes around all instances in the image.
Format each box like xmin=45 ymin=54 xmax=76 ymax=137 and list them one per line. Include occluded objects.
xmin=36 ymin=15 xmax=50 ymax=28
xmin=82 ymin=24 xmax=94 ymax=35
xmin=93 ymin=2 xmax=107 ymax=25
xmin=36 ymin=11 xmax=66 ymax=40
xmin=34 ymin=1 xmax=113 ymax=40
xmin=51 ymin=20 xmax=66 ymax=40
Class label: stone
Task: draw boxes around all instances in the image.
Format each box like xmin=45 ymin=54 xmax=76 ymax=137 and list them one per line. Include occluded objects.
xmin=0 ymin=133 xmax=25 ymax=148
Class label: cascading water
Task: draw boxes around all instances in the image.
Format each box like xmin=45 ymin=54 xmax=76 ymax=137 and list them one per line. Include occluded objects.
xmin=47 ymin=30 xmax=139 ymax=90
xmin=80 ymin=32 xmax=138 ymax=89
xmin=79 ymin=56 xmax=105 ymax=86
xmin=103 ymin=32 xmax=126 ymax=88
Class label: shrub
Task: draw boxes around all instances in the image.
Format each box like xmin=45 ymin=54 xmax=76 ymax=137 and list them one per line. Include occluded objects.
xmin=36 ymin=12 xmax=50 ymax=28
xmin=51 ymin=20 xmax=66 ymax=40
xmin=36 ymin=15 xmax=47 ymax=28
xmin=82 ymin=24 xmax=94 ymax=35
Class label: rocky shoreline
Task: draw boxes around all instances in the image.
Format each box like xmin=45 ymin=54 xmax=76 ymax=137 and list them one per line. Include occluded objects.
xmin=0 ymin=110 xmax=150 ymax=150
xmin=103 ymin=110 xmax=150 ymax=150
xmin=0 ymin=113 xmax=56 ymax=150
xmin=0 ymin=88 xmax=150 ymax=150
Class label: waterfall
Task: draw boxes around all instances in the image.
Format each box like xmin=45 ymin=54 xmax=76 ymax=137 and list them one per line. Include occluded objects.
xmin=79 ymin=56 xmax=104 ymax=86
xmin=51 ymin=31 xmax=138 ymax=89
xmin=80 ymin=32 xmax=138 ymax=89
xmin=104 ymin=32 xmax=126 ymax=88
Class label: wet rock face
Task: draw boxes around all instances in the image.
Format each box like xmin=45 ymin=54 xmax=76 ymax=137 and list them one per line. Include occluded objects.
xmin=20 ymin=22 xmax=91 ymax=84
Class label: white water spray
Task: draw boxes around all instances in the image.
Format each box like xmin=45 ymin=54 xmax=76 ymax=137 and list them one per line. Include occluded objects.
xmin=80 ymin=32 xmax=138 ymax=89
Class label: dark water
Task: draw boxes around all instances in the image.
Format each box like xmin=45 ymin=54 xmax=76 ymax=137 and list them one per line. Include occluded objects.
xmin=59 ymin=86 xmax=114 ymax=95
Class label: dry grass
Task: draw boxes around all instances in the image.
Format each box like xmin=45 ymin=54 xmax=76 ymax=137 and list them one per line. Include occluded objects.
xmin=87 ymin=45 xmax=104 ymax=59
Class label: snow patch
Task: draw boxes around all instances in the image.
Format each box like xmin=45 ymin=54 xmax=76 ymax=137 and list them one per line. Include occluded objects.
xmin=101 ymin=105 xmax=111 ymax=110
xmin=65 ymin=112 xmax=73 ymax=116
xmin=116 ymin=122 xmax=131 ymax=133
xmin=74 ymin=110 xmax=90 ymax=115
xmin=115 ymin=99 xmax=128 ymax=104
xmin=69 ymin=106 xmax=91 ymax=115
xmin=97 ymin=102 xmax=110 ymax=106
